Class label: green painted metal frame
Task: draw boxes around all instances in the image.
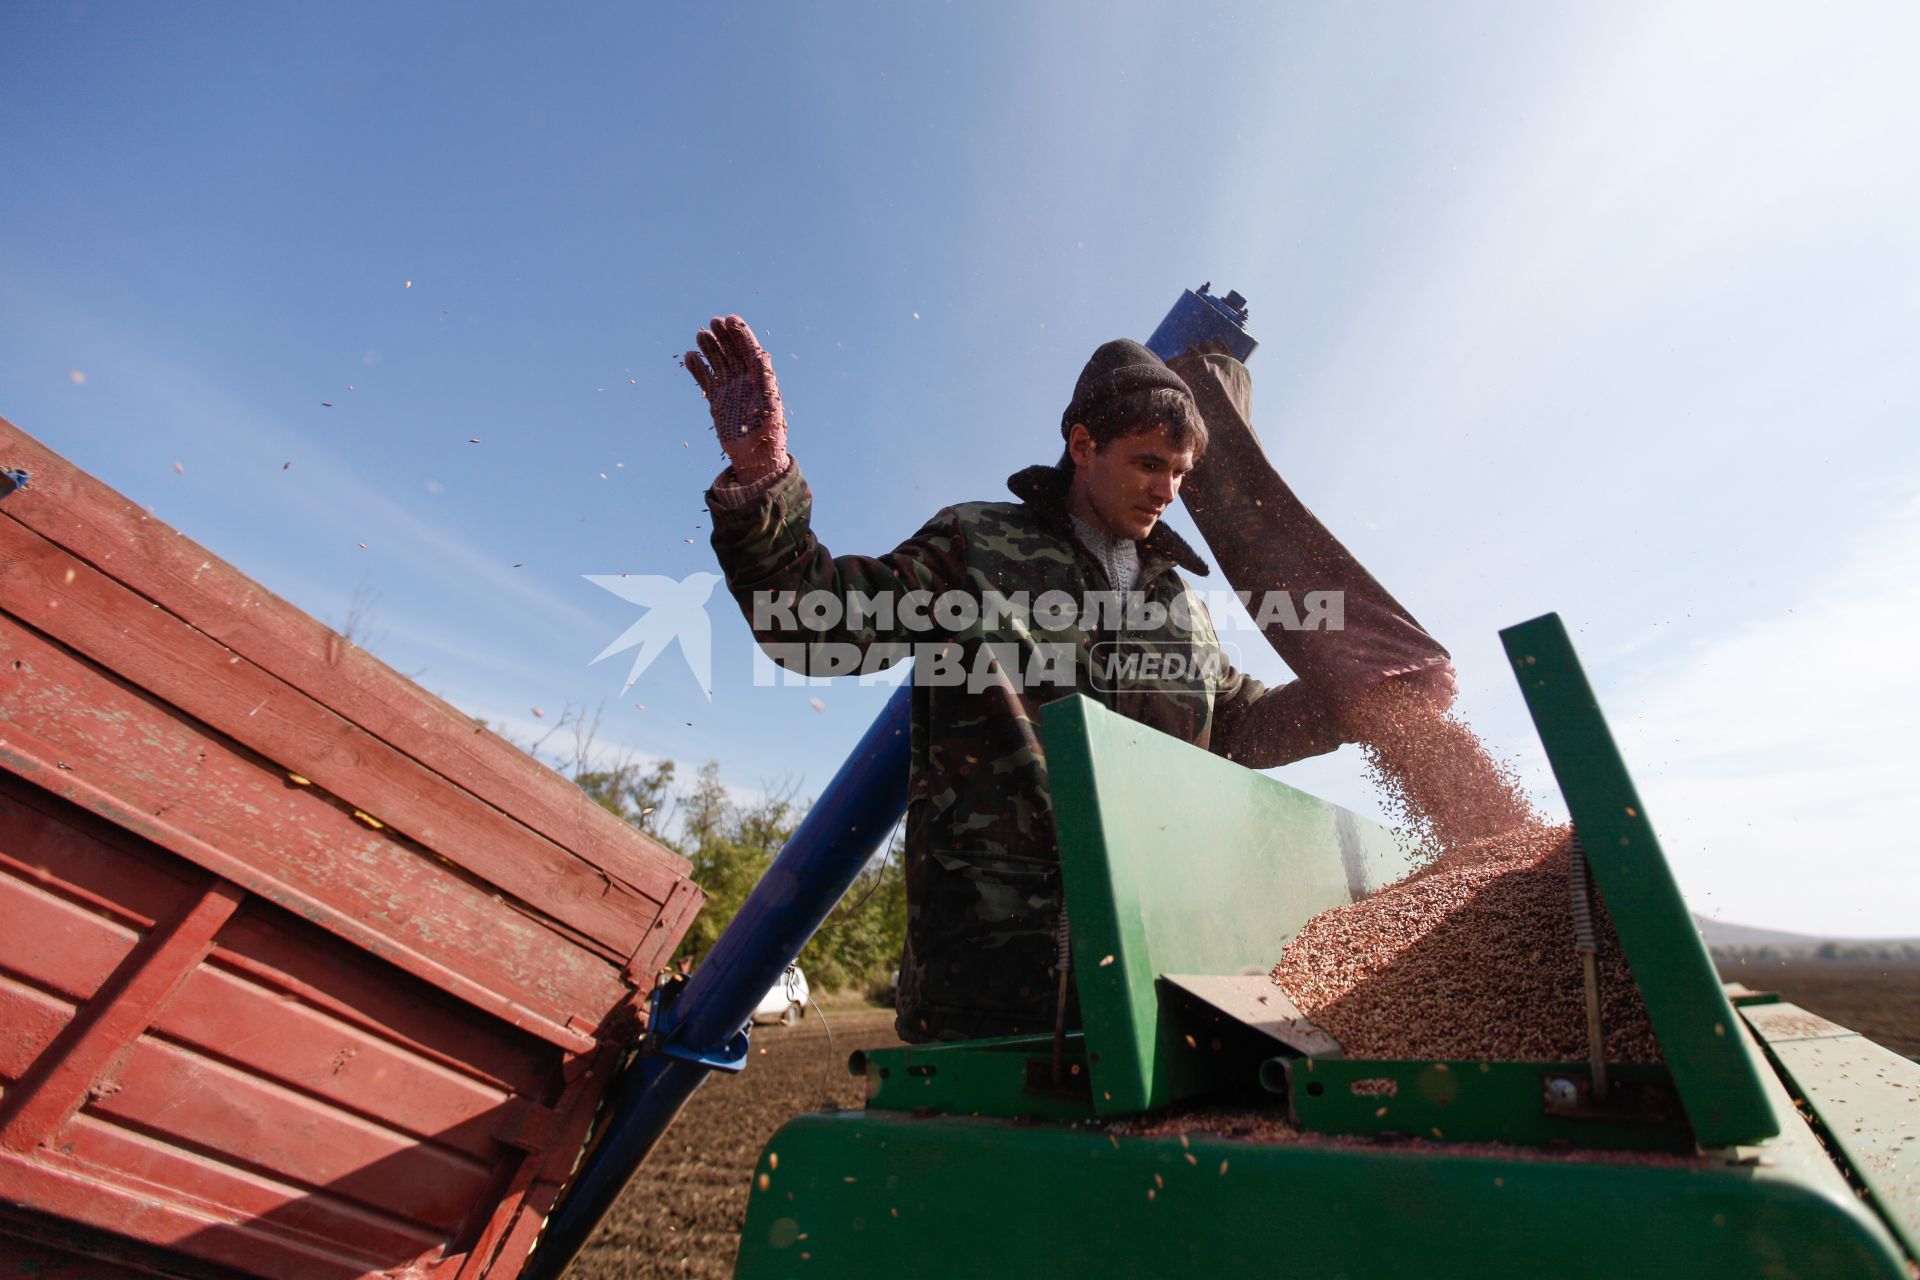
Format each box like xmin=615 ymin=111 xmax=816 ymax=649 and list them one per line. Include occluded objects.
xmin=735 ymin=1083 xmax=1908 ymax=1280
xmin=726 ymin=617 xmax=1920 ymax=1279
xmin=1277 ymin=1057 xmax=1691 ymax=1151
xmin=1742 ymin=1000 xmax=1920 ymax=1258
xmin=1041 ymin=694 xmax=1417 ymax=1117
xmin=1501 ymin=613 xmax=1777 ymax=1147
xmin=855 ymin=1033 xmax=1095 ymax=1122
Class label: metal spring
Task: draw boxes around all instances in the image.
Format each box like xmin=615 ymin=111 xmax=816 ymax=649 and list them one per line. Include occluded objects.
xmin=1569 ymin=834 xmax=1598 ymax=955
xmin=1569 ymin=831 xmax=1610 ymax=1100
xmin=1055 ymin=905 xmax=1072 ymax=973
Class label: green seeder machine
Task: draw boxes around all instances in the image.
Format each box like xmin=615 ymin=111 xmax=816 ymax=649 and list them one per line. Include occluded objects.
xmin=732 ymin=614 xmax=1917 ymax=1279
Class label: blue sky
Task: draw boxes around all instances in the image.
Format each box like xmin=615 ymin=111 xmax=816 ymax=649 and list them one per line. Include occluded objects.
xmin=4 ymin=1 xmax=1915 ymax=935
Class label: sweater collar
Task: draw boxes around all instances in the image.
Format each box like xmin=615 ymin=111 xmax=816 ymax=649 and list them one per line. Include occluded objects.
xmin=1005 ymin=464 xmax=1210 ymax=577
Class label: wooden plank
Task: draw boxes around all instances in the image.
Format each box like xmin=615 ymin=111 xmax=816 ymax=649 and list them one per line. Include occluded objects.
xmin=0 ymin=1149 xmax=383 ymax=1280
xmin=60 ymin=1111 xmax=446 ymax=1264
xmin=0 ymin=784 xmax=209 ymax=934
xmin=626 ymin=875 xmax=707 ymax=985
xmin=0 ymin=975 xmax=74 ymax=1082
xmin=0 ymin=1233 xmax=149 ymax=1279
xmin=155 ymin=961 xmax=515 ymax=1161
xmin=0 ymin=866 xmax=141 ymax=1004
xmin=464 ymin=1042 xmax=620 ymax=1279
xmin=447 ymin=1040 xmax=617 ymax=1279
xmin=0 ymin=880 xmax=241 ymax=1154
xmin=0 ymin=418 xmax=689 ymax=895
xmin=0 ymin=517 xmax=667 ymax=951
xmin=208 ymin=906 xmax=554 ymax=1099
xmin=0 ymin=625 xmax=626 ymax=1040
xmin=0 ymin=737 xmax=597 ymax=1055
xmin=1 ymin=777 xmax=560 ymax=1089
xmin=89 ymin=1035 xmax=492 ymax=1232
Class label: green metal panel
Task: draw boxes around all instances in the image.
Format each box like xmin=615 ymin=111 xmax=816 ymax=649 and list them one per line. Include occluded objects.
xmin=1280 ymin=1057 xmax=1691 ymax=1151
xmin=1743 ymin=1001 xmax=1920 ymax=1259
xmin=1041 ymin=695 xmax=1416 ymax=1117
xmin=734 ymin=1107 xmax=1908 ymax=1280
xmin=856 ymin=1034 xmax=1095 ymax=1122
xmin=1501 ymin=613 xmax=1778 ymax=1148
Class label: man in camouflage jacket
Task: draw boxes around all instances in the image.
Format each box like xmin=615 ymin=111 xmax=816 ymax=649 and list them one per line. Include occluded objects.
xmin=687 ymin=317 xmax=1351 ymax=1043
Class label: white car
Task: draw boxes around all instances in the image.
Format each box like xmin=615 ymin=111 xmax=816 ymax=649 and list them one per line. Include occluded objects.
xmin=752 ymin=964 xmax=809 ymax=1026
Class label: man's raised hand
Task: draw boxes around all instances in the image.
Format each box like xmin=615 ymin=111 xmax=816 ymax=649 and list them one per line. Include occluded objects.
xmin=683 ymin=315 xmax=789 ymax=485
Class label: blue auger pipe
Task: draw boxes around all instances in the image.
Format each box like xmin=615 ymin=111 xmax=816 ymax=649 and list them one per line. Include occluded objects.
xmin=520 ymin=679 xmax=914 ymax=1280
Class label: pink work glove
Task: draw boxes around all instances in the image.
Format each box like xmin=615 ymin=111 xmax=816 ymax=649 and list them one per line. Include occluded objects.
xmin=683 ymin=315 xmax=789 ymax=486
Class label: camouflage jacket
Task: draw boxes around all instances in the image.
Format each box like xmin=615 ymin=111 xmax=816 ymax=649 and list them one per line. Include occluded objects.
xmin=708 ymin=459 xmax=1337 ymax=1042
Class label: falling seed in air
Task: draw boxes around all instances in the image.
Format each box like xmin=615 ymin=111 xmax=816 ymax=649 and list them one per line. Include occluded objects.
xmin=641 ymin=806 xmax=655 ymax=815
xmin=532 ymin=708 xmax=544 ymax=718
xmin=69 ymin=370 xmax=87 ymax=385
xmin=682 ymin=441 xmax=689 ymax=448
xmin=512 ymin=562 xmax=523 ymax=569
xmin=358 ymin=542 xmax=367 ymax=549
xmin=600 ymin=472 xmax=608 ymax=479
xmin=405 ymin=280 xmax=413 ymax=289
xmin=635 ymin=703 xmax=645 ymax=710
xmin=1099 ymin=954 xmax=1115 ymax=967
xmin=809 ymin=697 xmax=825 ymax=714
xmin=321 ymin=401 xmax=333 ymax=408
xmin=172 ymin=461 xmax=184 ymax=474
xmin=912 ymin=311 xmax=921 ymax=319
xmin=469 ymin=437 xmax=480 ymax=444
xmin=283 ymin=462 xmax=292 ymax=470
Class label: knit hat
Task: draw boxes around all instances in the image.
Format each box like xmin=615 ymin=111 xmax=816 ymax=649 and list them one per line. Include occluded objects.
xmin=1060 ymin=340 xmax=1193 ymax=439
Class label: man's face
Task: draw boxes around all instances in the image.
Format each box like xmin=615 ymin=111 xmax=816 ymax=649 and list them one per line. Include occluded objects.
xmin=1067 ymin=422 xmax=1197 ymax=541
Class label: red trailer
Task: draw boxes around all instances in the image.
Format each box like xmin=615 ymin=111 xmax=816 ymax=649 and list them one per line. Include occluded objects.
xmin=0 ymin=418 xmax=703 ymax=1277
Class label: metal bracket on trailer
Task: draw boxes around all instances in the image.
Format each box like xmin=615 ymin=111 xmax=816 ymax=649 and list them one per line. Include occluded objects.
xmin=641 ymin=974 xmax=752 ymax=1072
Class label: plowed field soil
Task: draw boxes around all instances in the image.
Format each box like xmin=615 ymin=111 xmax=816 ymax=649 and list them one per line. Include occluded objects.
xmin=570 ymin=1006 xmax=898 ymax=1279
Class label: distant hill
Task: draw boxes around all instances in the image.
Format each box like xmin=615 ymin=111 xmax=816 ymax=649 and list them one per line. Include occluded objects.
xmin=1694 ymin=916 xmax=1920 ymax=961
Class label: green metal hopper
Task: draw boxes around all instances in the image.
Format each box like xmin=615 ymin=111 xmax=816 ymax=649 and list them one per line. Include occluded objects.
xmin=732 ymin=615 xmax=1917 ymax=1279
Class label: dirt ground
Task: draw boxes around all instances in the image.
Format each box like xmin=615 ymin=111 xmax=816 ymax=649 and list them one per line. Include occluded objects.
xmin=565 ymin=967 xmax=1916 ymax=1278
xmin=568 ymin=1006 xmax=899 ymax=1280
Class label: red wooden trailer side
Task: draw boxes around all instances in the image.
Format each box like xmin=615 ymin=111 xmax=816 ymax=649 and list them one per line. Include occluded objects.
xmin=0 ymin=418 xmax=704 ymax=1278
